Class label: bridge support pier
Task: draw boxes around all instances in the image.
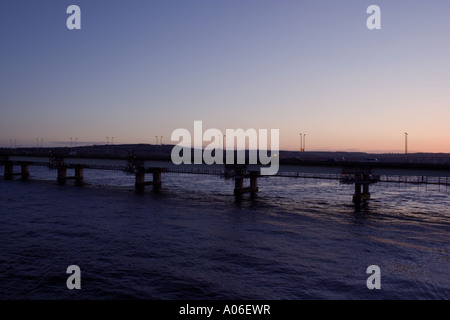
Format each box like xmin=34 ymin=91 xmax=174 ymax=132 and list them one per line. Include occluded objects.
xmin=250 ymin=171 xmax=259 ymax=193
xmin=363 ymin=183 xmax=370 ymax=198
xmin=234 ymin=171 xmax=259 ymax=198
xmin=234 ymin=176 xmax=244 ymax=194
xmin=353 ymin=183 xmax=361 ymax=203
xmin=135 ymin=168 xmax=163 ymax=193
xmin=135 ymin=167 xmax=146 ymax=193
xmin=353 ymin=183 xmax=371 ymax=203
xmin=75 ymin=166 xmax=84 ymax=186
xmin=57 ymin=166 xmax=84 ymax=186
xmin=57 ymin=166 xmax=67 ymax=185
xmin=4 ymin=162 xmax=14 ymax=180
xmin=21 ymin=164 xmax=30 ymax=181
xmin=153 ymin=171 xmax=162 ymax=189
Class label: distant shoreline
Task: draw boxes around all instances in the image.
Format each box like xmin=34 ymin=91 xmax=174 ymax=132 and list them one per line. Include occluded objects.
xmin=1 ymin=144 xmax=450 ymax=170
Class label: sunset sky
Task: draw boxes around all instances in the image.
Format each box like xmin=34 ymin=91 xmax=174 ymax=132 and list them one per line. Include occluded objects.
xmin=1 ymin=0 xmax=449 ymax=153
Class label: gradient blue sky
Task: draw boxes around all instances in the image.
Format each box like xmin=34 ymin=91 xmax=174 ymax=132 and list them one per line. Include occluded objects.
xmin=1 ymin=0 xmax=449 ymax=152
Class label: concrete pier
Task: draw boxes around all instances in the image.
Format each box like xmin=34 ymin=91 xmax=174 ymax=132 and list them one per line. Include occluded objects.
xmin=57 ymin=165 xmax=85 ymax=185
xmin=135 ymin=167 xmax=164 ymax=192
xmin=135 ymin=167 xmax=146 ymax=193
xmin=250 ymin=171 xmax=259 ymax=192
xmin=3 ymin=162 xmax=30 ymax=181
xmin=57 ymin=166 xmax=67 ymax=185
xmin=74 ymin=166 xmax=84 ymax=185
xmin=341 ymin=167 xmax=377 ymax=204
xmin=234 ymin=176 xmax=244 ymax=194
xmin=4 ymin=162 xmax=14 ymax=180
xmin=234 ymin=170 xmax=259 ymax=197
xmin=21 ymin=164 xmax=30 ymax=181
xmin=153 ymin=171 xmax=162 ymax=189
xmin=363 ymin=183 xmax=370 ymax=198
xmin=353 ymin=182 xmax=371 ymax=203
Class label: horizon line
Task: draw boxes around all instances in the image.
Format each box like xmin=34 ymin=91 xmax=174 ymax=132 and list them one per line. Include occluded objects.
xmin=1 ymin=143 xmax=449 ymax=155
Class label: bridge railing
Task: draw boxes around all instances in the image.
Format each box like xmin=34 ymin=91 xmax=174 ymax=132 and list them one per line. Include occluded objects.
xmin=379 ymin=175 xmax=450 ymax=186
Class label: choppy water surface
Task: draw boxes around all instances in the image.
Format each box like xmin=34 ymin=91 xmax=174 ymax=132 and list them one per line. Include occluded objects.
xmin=0 ymin=166 xmax=449 ymax=299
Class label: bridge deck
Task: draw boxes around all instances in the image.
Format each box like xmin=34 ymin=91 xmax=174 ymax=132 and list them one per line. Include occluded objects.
xmin=1 ymin=154 xmax=449 ymax=186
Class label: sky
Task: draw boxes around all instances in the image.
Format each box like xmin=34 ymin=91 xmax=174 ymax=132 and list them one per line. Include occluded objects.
xmin=0 ymin=0 xmax=449 ymax=153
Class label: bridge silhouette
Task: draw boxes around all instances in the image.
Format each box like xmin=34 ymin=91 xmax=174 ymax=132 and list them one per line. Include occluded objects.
xmin=1 ymin=147 xmax=449 ymax=204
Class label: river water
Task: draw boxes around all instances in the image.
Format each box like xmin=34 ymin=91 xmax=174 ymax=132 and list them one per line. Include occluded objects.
xmin=0 ymin=165 xmax=449 ymax=299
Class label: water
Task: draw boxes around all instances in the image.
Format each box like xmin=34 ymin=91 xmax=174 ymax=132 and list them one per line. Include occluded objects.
xmin=0 ymin=165 xmax=449 ymax=300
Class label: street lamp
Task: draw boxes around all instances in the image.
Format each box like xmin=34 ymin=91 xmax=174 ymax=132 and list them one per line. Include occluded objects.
xmin=299 ymin=133 xmax=302 ymax=152
xmin=111 ymin=137 xmax=114 ymax=154
xmin=10 ymin=139 xmax=17 ymax=151
xmin=405 ymin=132 xmax=408 ymax=154
xmin=303 ymin=134 xmax=306 ymax=152
xmin=160 ymin=136 xmax=163 ymax=145
xmin=155 ymin=136 xmax=158 ymax=145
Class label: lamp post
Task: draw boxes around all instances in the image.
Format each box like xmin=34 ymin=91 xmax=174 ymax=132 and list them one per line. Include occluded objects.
xmin=303 ymin=134 xmax=306 ymax=152
xmin=405 ymin=132 xmax=408 ymax=154
xmin=111 ymin=137 xmax=114 ymax=154
xmin=299 ymin=133 xmax=302 ymax=152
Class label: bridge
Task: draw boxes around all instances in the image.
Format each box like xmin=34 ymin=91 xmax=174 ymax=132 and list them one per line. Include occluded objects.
xmin=1 ymin=149 xmax=449 ymax=204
